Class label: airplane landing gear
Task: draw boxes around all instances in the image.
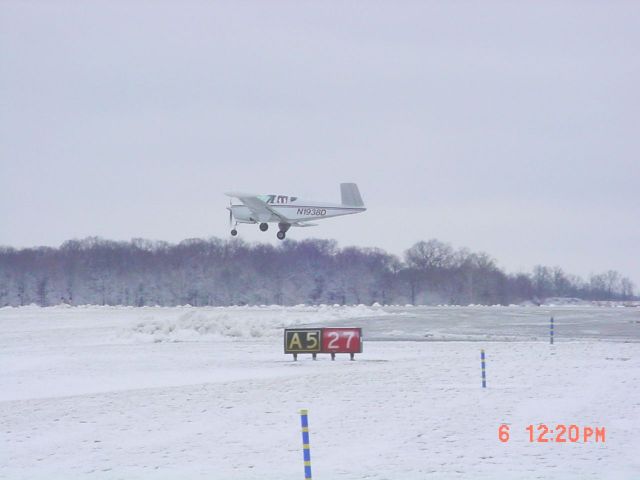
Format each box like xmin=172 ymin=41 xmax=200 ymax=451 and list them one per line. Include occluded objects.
xmin=230 ymin=229 xmax=238 ymax=236
xmin=259 ymin=223 xmax=268 ymax=232
xmin=276 ymin=222 xmax=290 ymax=240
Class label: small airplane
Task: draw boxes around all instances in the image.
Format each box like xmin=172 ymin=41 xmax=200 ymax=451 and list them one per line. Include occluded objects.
xmin=225 ymin=183 xmax=366 ymax=239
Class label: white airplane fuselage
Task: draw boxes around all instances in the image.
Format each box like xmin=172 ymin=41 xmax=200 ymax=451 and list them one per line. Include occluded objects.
xmin=231 ymin=200 xmax=364 ymax=224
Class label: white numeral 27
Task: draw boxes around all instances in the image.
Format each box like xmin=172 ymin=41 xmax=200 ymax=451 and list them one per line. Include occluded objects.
xmin=327 ymin=331 xmax=356 ymax=349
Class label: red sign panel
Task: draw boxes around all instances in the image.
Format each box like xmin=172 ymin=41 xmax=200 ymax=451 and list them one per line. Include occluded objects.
xmin=321 ymin=327 xmax=363 ymax=353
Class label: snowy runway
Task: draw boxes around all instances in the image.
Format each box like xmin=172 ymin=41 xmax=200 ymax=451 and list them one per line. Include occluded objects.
xmin=2 ymin=305 xmax=639 ymax=479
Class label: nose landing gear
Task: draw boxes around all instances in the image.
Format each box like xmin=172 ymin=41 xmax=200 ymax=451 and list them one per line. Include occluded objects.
xmin=276 ymin=231 xmax=286 ymax=240
xmin=230 ymin=229 xmax=238 ymax=236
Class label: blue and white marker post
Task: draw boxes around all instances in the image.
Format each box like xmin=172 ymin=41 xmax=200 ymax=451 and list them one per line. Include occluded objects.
xmin=300 ymin=409 xmax=312 ymax=480
xmin=481 ymin=349 xmax=487 ymax=388
xmin=550 ymin=316 xmax=554 ymax=345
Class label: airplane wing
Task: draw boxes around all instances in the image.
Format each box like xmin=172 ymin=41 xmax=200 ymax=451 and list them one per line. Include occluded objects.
xmin=225 ymin=192 xmax=319 ymax=227
xmin=225 ymin=192 xmax=291 ymax=223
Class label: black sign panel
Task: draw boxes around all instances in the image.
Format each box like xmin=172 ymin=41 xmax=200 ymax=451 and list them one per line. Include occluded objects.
xmin=284 ymin=328 xmax=322 ymax=353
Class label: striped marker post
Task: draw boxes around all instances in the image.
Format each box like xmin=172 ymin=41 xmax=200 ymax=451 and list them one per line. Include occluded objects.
xmin=481 ymin=349 xmax=487 ymax=388
xmin=550 ymin=316 xmax=554 ymax=345
xmin=300 ymin=409 xmax=312 ymax=480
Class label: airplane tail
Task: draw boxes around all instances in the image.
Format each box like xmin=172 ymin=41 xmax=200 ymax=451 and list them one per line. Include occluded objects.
xmin=340 ymin=183 xmax=364 ymax=207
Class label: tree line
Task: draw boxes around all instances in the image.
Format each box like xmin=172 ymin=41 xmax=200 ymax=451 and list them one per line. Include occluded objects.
xmin=0 ymin=237 xmax=635 ymax=307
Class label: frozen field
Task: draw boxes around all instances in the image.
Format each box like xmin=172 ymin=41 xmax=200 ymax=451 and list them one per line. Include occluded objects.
xmin=2 ymin=304 xmax=640 ymax=479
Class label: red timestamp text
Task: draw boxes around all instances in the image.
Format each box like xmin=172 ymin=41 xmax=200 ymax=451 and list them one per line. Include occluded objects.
xmin=498 ymin=424 xmax=605 ymax=443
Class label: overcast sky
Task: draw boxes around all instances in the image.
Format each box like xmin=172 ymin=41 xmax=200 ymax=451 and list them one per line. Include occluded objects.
xmin=1 ymin=1 xmax=638 ymax=284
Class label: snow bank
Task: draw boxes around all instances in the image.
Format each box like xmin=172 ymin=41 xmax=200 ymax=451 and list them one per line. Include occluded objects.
xmin=123 ymin=304 xmax=386 ymax=343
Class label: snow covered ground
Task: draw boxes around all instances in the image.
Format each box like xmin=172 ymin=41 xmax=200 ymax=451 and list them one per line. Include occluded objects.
xmin=2 ymin=305 xmax=639 ymax=479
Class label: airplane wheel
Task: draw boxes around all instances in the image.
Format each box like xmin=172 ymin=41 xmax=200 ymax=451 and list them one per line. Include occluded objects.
xmin=230 ymin=229 xmax=238 ymax=236
xmin=276 ymin=231 xmax=286 ymax=240
xmin=259 ymin=223 xmax=268 ymax=232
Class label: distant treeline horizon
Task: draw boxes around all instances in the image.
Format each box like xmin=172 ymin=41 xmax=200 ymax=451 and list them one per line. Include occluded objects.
xmin=0 ymin=237 xmax=636 ymax=307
